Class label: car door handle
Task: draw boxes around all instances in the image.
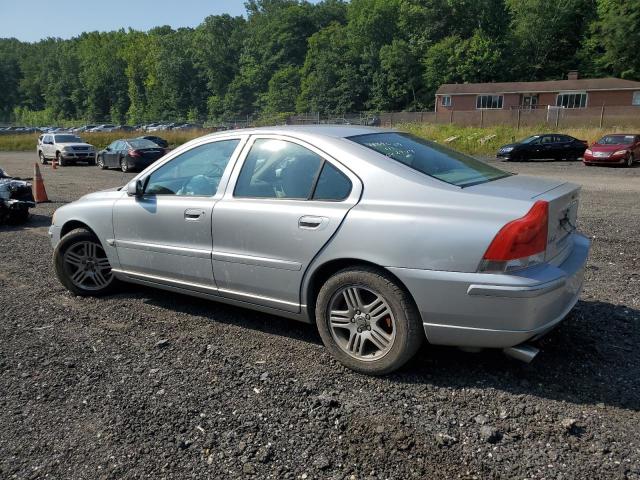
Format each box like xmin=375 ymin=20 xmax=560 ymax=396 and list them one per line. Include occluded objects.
xmin=184 ymin=209 xmax=205 ymax=220
xmin=298 ymin=215 xmax=327 ymax=230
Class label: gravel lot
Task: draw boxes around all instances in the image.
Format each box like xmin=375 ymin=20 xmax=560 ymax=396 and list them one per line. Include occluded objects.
xmin=1 ymin=151 xmax=639 ymax=479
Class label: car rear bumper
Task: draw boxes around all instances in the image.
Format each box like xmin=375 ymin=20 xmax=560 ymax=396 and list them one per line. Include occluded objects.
xmin=128 ymin=158 xmax=160 ymax=169
xmin=388 ymin=233 xmax=590 ymax=349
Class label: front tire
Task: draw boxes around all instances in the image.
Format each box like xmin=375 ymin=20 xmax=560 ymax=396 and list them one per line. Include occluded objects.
xmin=97 ymin=155 xmax=106 ymax=170
xmin=120 ymin=157 xmax=129 ymax=173
xmin=54 ymin=230 xmax=118 ymax=296
xmin=315 ymin=266 xmax=424 ymax=375
xmin=57 ymin=152 xmax=66 ymax=167
xmin=625 ymin=153 xmax=634 ymax=168
xmin=38 ymin=151 xmax=48 ymax=165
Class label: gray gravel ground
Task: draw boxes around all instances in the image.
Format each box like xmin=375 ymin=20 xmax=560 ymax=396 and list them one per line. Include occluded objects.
xmin=1 ymin=152 xmax=639 ymax=479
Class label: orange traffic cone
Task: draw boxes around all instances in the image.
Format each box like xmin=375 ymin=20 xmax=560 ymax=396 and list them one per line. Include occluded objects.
xmin=51 ymin=158 xmax=57 ymax=170
xmin=33 ymin=163 xmax=49 ymax=203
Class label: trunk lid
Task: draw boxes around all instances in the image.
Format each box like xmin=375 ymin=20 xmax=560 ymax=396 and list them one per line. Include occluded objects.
xmin=467 ymin=174 xmax=580 ymax=261
xmin=137 ymin=148 xmax=165 ymax=160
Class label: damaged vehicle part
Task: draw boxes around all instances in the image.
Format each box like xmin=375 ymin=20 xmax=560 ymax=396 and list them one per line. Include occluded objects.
xmin=0 ymin=168 xmax=36 ymax=225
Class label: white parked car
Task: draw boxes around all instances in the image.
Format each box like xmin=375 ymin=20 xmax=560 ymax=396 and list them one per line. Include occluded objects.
xmin=37 ymin=133 xmax=96 ymax=166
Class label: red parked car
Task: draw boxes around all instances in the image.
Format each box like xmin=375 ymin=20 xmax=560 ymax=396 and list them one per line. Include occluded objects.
xmin=583 ymin=134 xmax=640 ymax=167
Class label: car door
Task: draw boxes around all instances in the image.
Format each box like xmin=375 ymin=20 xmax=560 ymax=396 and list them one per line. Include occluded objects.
xmin=539 ymin=135 xmax=559 ymax=159
xmin=525 ymin=136 xmax=544 ymax=159
xmin=112 ymin=136 xmax=246 ymax=288
xmin=103 ymin=141 xmax=117 ymax=167
xmin=556 ymin=135 xmax=574 ymax=158
xmin=211 ymin=135 xmax=362 ymax=313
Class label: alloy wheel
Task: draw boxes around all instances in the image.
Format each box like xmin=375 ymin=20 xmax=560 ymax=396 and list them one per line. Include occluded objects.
xmin=62 ymin=240 xmax=113 ymax=291
xmin=327 ymin=285 xmax=396 ymax=361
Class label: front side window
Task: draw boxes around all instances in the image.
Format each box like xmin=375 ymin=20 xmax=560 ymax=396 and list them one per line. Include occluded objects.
xmin=441 ymin=95 xmax=452 ymax=107
xmin=349 ymin=132 xmax=510 ymax=188
xmin=556 ymin=92 xmax=587 ymax=108
xmin=633 ymin=91 xmax=640 ymax=106
xmin=476 ymin=95 xmax=503 ymax=109
xmin=145 ymin=139 xmax=240 ymax=196
xmin=234 ymin=139 xmax=323 ymax=199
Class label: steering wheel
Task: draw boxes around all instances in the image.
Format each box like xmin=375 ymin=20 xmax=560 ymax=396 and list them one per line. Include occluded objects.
xmin=179 ymin=164 xmax=224 ymax=196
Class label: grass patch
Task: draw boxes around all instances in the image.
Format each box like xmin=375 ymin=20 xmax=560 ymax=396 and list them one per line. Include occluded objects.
xmin=399 ymin=123 xmax=635 ymax=156
xmin=0 ymin=129 xmax=216 ymax=153
xmin=1 ymin=123 xmax=636 ymax=156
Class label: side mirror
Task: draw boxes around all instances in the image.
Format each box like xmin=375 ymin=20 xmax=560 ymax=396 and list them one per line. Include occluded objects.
xmin=105 ymin=146 xmax=111 ymax=151
xmin=127 ymin=179 xmax=144 ymax=197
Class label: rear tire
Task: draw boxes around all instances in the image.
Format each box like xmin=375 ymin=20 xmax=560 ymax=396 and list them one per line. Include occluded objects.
xmin=315 ymin=266 xmax=424 ymax=375
xmin=54 ymin=230 xmax=118 ymax=296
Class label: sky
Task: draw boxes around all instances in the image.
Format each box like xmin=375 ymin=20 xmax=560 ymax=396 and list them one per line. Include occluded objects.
xmin=0 ymin=0 xmax=253 ymax=42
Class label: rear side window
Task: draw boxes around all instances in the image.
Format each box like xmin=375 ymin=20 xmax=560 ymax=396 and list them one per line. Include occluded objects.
xmin=234 ymin=139 xmax=323 ymax=199
xmin=349 ymin=132 xmax=510 ymax=188
xmin=312 ymin=162 xmax=352 ymax=200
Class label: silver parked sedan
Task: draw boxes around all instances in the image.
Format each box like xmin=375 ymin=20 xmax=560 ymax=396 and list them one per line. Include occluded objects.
xmin=49 ymin=126 xmax=590 ymax=375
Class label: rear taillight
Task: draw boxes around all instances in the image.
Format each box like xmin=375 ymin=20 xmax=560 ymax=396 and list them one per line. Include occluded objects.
xmin=478 ymin=200 xmax=548 ymax=273
xmin=128 ymin=149 xmax=141 ymax=158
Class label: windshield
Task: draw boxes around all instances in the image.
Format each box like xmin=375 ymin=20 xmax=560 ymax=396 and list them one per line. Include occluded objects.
xmin=54 ymin=135 xmax=81 ymax=143
xmin=597 ymin=135 xmax=635 ymax=145
xmin=519 ymin=135 xmax=540 ymax=144
xmin=349 ymin=132 xmax=511 ymax=187
xmin=128 ymin=139 xmax=160 ymax=149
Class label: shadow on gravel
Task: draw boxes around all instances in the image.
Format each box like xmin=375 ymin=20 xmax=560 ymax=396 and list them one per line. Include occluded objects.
xmin=136 ymin=285 xmax=323 ymax=345
xmin=395 ymin=299 xmax=640 ymax=412
xmin=115 ymin=285 xmax=640 ymax=411
xmin=0 ymin=213 xmax=50 ymax=231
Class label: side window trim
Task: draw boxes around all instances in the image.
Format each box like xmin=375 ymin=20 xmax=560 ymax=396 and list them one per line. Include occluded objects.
xmin=230 ymin=134 xmax=354 ymax=202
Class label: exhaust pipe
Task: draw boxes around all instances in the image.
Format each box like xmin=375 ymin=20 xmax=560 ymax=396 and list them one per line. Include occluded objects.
xmin=503 ymin=344 xmax=539 ymax=363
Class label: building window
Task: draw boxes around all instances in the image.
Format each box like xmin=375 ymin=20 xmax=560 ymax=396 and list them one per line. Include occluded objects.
xmin=633 ymin=91 xmax=640 ymax=106
xmin=476 ymin=95 xmax=503 ymax=109
xmin=556 ymin=92 xmax=587 ymax=108
xmin=441 ymin=95 xmax=452 ymax=107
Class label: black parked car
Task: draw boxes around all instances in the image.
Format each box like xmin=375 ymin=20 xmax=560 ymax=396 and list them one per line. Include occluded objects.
xmin=97 ymin=138 xmax=167 ymax=172
xmin=138 ymin=135 xmax=169 ymax=149
xmin=497 ymin=134 xmax=588 ymax=161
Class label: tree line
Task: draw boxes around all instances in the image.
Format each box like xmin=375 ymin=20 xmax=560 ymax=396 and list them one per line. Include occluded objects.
xmin=0 ymin=0 xmax=637 ymax=125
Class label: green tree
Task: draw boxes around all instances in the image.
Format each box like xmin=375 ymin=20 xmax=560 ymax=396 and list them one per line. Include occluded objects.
xmin=582 ymin=0 xmax=640 ymax=79
xmin=261 ymin=66 xmax=301 ymax=113
xmin=506 ymin=0 xmax=595 ymax=80
xmin=297 ymin=23 xmax=362 ymax=114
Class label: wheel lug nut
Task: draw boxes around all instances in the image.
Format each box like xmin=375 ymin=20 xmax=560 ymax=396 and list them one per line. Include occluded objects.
xmin=356 ymin=310 xmax=360 ymax=314
xmin=350 ymin=318 xmax=355 ymax=323
xmin=366 ymin=314 xmax=370 ymax=319
xmin=367 ymin=326 xmax=371 ymax=331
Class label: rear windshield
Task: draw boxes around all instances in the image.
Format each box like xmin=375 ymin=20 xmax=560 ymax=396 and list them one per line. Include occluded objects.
xmin=54 ymin=135 xmax=81 ymax=143
xmin=597 ymin=135 xmax=635 ymax=145
xmin=128 ymin=138 xmax=160 ymax=149
xmin=349 ymin=132 xmax=510 ymax=187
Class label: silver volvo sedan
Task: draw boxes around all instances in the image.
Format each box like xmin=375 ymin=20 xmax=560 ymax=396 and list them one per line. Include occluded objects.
xmin=49 ymin=126 xmax=590 ymax=375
